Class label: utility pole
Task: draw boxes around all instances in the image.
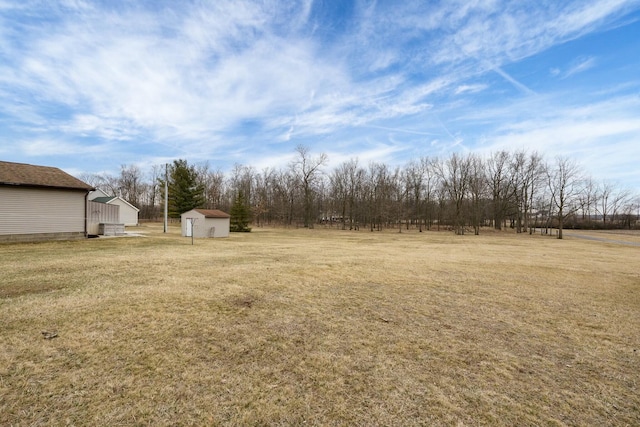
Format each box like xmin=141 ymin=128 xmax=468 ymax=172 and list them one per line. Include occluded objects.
xmin=164 ymin=163 xmax=169 ymax=233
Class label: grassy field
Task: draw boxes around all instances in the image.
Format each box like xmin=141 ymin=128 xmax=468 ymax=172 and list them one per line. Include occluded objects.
xmin=1 ymin=224 xmax=638 ymax=426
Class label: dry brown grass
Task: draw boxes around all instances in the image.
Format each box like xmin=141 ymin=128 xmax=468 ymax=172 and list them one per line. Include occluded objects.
xmin=1 ymin=224 xmax=638 ymax=426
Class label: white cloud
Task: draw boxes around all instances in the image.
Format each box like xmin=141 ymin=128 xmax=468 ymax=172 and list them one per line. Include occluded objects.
xmin=564 ymin=56 xmax=597 ymax=78
xmin=419 ymin=0 xmax=636 ymax=72
xmin=2 ymin=1 xmax=632 ymax=145
xmin=3 ymin=2 xmax=355 ymax=147
xmin=548 ymin=56 xmax=598 ymax=79
xmin=454 ymin=84 xmax=488 ymax=95
xmin=553 ymin=0 xmax=637 ymax=35
xmin=471 ymin=95 xmax=640 ymax=183
xmin=57 ymin=115 xmax=139 ymax=141
xmin=1 ymin=1 xmax=638 ymax=190
xmin=20 ymin=139 xmax=111 ymax=157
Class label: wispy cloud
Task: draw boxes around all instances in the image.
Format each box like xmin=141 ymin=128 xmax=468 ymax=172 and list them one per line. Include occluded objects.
xmin=492 ymin=67 xmax=536 ymax=95
xmin=20 ymin=138 xmax=112 ymax=157
xmin=470 ymin=94 xmax=640 ymax=181
xmin=0 ymin=1 xmax=632 ymax=141
xmin=563 ymin=56 xmax=597 ymax=78
xmin=454 ymin=84 xmax=488 ymax=95
xmin=0 ymin=0 xmax=638 ymax=189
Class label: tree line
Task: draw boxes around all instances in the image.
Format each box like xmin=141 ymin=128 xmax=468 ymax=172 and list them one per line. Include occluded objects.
xmin=80 ymin=145 xmax=639 ymax=238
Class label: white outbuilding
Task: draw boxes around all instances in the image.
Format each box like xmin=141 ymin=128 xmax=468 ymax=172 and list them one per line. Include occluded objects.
xmin=181 ymin=209 xmax=230 ymax=238
xmin=88 ymin=189 xmax=139 ymax=226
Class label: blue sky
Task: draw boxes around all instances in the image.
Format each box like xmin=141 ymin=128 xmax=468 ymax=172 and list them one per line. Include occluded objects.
xmin=1 ymin=0 xmax=639 ymax=190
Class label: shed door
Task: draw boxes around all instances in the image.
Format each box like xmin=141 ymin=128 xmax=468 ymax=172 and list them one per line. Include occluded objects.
xmin=186 ymin=218 xmax=193 ymax=237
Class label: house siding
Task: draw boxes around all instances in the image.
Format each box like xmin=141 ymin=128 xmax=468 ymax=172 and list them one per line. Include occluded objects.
xmin=205 ymin=218 xmax=230 ymax=238
xmin=0 ymin=186 xmax=87 ymax=238
xmin=109 ymin=198 xmax=139 ymax=226
xmin=190 ymin=217 xmax=230 ymax=238
xmin=87 ymin=200 xmax=120 ymax=235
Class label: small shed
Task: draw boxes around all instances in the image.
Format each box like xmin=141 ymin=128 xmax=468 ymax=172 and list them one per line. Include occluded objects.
xmin=181 ymin=209 xmax=230 ymax=238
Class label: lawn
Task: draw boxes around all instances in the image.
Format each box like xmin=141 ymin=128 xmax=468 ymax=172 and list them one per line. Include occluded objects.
xmin=1 ymin=224 xmax=638 ymax=426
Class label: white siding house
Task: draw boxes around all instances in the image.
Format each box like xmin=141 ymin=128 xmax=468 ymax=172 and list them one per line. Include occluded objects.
xmin=181 ymin=209 xmax=230 ymax=238
xmin=0 ymin=160 xmax=94 ymax=242
xmin=88 ymin=190 xmax=140 ymax=226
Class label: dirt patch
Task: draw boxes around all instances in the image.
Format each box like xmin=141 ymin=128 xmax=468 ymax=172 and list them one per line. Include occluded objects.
xmin=227 ymin=294 xmax=260 ymax=308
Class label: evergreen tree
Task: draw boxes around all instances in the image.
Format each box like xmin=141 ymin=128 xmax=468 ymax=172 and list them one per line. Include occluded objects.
xmin=230 ymin=190 xmax=252 ymax=232
xmin=162 ymin=159 xmax=205 ymax=217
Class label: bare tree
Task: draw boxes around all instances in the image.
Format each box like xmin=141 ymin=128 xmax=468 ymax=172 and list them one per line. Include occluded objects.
xmin=139 ymin=164 xmax=163 ymax=220
xmin=546 ymin=156 xmax=583 ymax=239
xmin=513 ymin=151 xmax=543 ymax=234
xmin=315 ymin=174 xmax=330 ymax=227
xmin=420 ymin=157 xmax=437 ymax=231
xmin=524 ymin=153 xmax=543 ymax=233
xmin=619 ymin=194 xmax=640 ymax=229
xmin=118 ymin=164 xmax=144 ymax=206
xmin=78 ymin=171 xmax=119 ymax=195
xmin=330 ymin=161 xmax=349 ymax=229
xmin=365 ymin=162 xmax=396 ymax=231
xmin=509 ymin=151 xmax=527 ymax=232
xmin=578 ymin=176 xmax=597 ymax=225
xmin=391 ymin=167 xmax=406 ymax=232
xmin=290 ymin=145 xmax=328 ymax=228
xmin=404 ymin=160 xmax=425 ymax=231
xmin=436 ymin=153 xmax=471 ymax=235
xmin=330 ymin=159 xmax=364 ymax=230
xmin=228 ymin=164 xmax=255 ymax=209
xmin=272 ymin=169 xmax=298 ymax=225
xmin=77 ymin=172 xmax=103 ymax=189
xmin=434 ymin=183 xmax=448 ymax=231
xmin=346 ymin=160 xmax=366 ymax=230
xmin=486 ymin=151 xmax=513 ymax=230
xmin=595 ymin=181 xmax=633 ymax=228
xmin=596 ymin=181 xmax=615 ymax=227
xmin=201 ymin=168 xmax=226 ymax=211
xmin=467 ymin=154 xmax=487 ymax=235
xmin=252 ymin=168 xmax=275 ymax=227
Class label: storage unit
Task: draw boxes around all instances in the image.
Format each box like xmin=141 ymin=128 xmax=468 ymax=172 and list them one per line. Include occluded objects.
xmin=180 ymin=209 xmax=231 ymax=238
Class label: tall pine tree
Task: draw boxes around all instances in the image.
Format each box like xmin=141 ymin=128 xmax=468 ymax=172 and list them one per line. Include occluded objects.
xmin=230 ymin=190 xmax=252 ymax=232
xmin=162 ymin=159 xmax=205 ymax=217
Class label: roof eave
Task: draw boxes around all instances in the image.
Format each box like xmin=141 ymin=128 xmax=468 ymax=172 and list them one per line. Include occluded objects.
xmin=0 ymin=182 xmax=94 ymax=191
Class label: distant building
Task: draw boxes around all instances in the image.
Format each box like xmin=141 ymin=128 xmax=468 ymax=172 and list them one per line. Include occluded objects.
xmin=180 ymin=209 xmax=231 ymax=238
xmin=88 ymin=189 xmax=140 ymax=226
xmin=0 ymin=160 xmax=94 ymax=242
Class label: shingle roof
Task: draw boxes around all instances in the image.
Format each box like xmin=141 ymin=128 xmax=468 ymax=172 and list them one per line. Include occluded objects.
xmin=91 ymin=196 xmax=117 ymax=203
xmin=0 ymin=160 xmax=94 ymax=191
xmin=92 ymin=195 xmax=140 ymax=211
xmin=193 ymin=209 xmax=231 ymax=218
